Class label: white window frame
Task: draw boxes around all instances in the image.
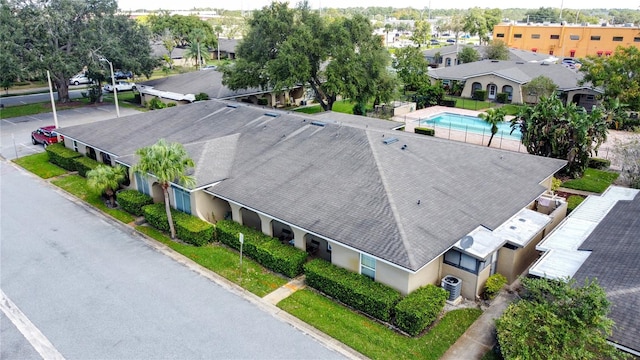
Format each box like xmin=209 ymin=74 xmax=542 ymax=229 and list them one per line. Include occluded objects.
xmin=360 ymin=253 xmax=376 ymax=280
xmin=172 ymin=186 xmax=191 ymax=215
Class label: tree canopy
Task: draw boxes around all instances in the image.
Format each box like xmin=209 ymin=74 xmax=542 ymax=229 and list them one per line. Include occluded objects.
xmin=8 ymin=0 xmax=156 ymax=102
xmin=146 ymin=13 xmax=217 ymax=48
xmin=392 ymin=46 xmax=430 ymax=92
xmin=458 ymin=46 xmax=480 ymax=64
xmin=523 ymin=75 xmax=558 ymax=103
xmin=485 ymin=40 xmax=510 ymax=60
xmin=579 ymin=46 xmax=640 ymax=112
xmin=496 ymin=277 xmax=626 ymax=360
xmin=87 ymin=165 xmax=127 ymax=207
xmin=463 ymin=8 xmax=501 ymax=45
xmin=221 ymin=1 xmax=393 ymax=112
xmin=511 ymin=95 xmax=608 ymax=177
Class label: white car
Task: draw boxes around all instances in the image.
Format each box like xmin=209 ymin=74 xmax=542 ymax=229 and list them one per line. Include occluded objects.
xmin=103 ymin=81 xmax=136 ymax=92
xmin=69 ymin=74 xmax=92 ymax=85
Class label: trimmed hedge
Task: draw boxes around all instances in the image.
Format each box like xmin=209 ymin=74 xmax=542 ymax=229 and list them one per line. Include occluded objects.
xmin=484 ymin=273 xmax=507 ymax=300
xmin=216 ymin=220 xmax=307 ymax=278
xmin=473 ymin=90 xmax=487 ymax=101
xmin=440 ymin=99 xmax=456 ymax=107
xmin=117 ymin=190 xmax=153 ymax=216
xmin=142 ymin=203 xmax=214 ymax=246
xmin=587 ymin=157 xmax=611 ymax=170
xmin=414 ymin=127 xmax=435 ymax=136
xmin=496 ymin=92 xmax=509 ymax=104
xmin=303 ymin=258 xmax=402 ymax=322
xmin=394 ymin=284 xmax=448 ymax=336
xmin=74 ymin=156 xmax=102 ymax=177
xmin=46 ymin=143 xmax=82 ymax=171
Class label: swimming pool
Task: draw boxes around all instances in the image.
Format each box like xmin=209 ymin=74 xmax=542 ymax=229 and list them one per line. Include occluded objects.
xmin=420 ymin=112 xmax=522 ymax=141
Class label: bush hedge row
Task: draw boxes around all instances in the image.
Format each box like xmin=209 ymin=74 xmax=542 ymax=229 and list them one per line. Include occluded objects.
xmin=394 ymin=284 xmax=448 ymax=336
xmin=303 ymin=258 xmax=402 ymax=322
xmin=46 ymin=143 xmax=82 ymax=171
xmin=74 ymin=156 xmax=102 ymax=177
xmin=587 ymin=157 xmax=611 ymax=170
xmin=141 ymin=203 xmax=213 ymax=246
xmin=116 ymin=190 xmax=153 ymax=216
xmin=216 ymin=220 xmax=307 ymax=278
xmin=414 ymin=127 xmax=435 ymax=136
xmin=484 ymin=273 xmax=507 ymax=300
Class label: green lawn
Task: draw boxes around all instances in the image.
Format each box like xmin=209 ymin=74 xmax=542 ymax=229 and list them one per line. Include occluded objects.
xmin=51 ymin=174 xmax=135 ymax=224
xmin=444 ymin=96 xmax=493 ymax=111
xmin=500 ymin=104 xmax=524 ymax=116
xmin=278 ymin=289 xmax=482 ymax=359
xmin=135 ymin=226 xmax=287 ymax=297
xmin=12 ymin=153 xmax=67 ymax=179
xmin=295 ymin=100 xmax=359 ymax=115
xmin=0 ymin=98 xmax=93 ymax=119
xmin=561 ymin=168 xmax=620 ymax=193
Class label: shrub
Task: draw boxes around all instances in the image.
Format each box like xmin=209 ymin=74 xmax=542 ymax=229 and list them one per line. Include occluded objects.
xmin=148 ymin=97 xmax=167 ymax=110
xmin=46 ymin=143 xmax=82 ymax=171
xmin=414 ymin=127 xmax=435 ymax=136
xmin=167 ymin=102 xmax=177 ymax=107
xmin=352 ymin=102 xmax=366 ymax=115
xmin=303 ymin=258 xmax=402 ymax=322
xmin=257 ymin=98 xmax=268 ymax=106
xmin=496 ymin=92 xmax=509 ymax=104
xmin=74 ymin=156 xmax=101 ymax=177
xmin=216 ymin=220 xmax=307 ymax=277
xmin=175 ymin=215 xmax=214 ymax=246
xmin=484 ymin=273 xmax=507 ymax=300
xmin=473 ymin=90 xmax=487 ymax=101
xmin=394 ymin=284 xmax=448 ymax=336
xmin=117 ymin=190 xmax=153 ymax=216
xmin=567 ymin=195 xmax=585 ymax=214
xmin=195 ymin=92 xmax=210 ymax=101
xmin=551 ymin=177 xmax=562 ymax=192
xmin=142 ymin=203 xmax=173 ymax=232
xmin=587 ymin=157 xmax=611 ymax=170
xmin=440 ymin=99 xmax=456 ymax=107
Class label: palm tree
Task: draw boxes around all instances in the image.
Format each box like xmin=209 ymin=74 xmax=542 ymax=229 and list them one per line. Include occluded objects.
xmin=133 ymin=139 xmax=195 ymax=239
xmin=86 ymin=165 xmax=127 ymax=208
xmin=478 ymin=107 xmax=507 ymax=147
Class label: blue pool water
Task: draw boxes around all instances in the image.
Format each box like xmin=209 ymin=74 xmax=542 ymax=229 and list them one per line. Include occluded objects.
xmin=420 ymin=112 xmax=522 ymax=141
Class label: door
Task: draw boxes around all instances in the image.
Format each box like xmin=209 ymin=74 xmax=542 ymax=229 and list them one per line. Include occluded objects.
xmin=488 ymin=84 xmax=497 ymax=100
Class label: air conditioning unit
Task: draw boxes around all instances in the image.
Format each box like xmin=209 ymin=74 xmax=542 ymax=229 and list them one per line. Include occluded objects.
xmin=441 ymin=275 xmax=462 ymax=301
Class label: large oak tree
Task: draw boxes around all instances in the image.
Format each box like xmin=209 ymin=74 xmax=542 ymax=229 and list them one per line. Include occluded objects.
xmin=221 ymin=1 xmax=393 ymax=111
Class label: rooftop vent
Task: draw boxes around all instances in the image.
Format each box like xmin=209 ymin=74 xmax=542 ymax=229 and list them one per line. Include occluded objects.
xmin=310 ymin=121 xmax=326 ymax=127
xmin=491 ymin=60 xmax=500 ymax=63
xmin=264 ymin=112 xmax=279 ymax=117
xmin=383 ymin=137 xmax=399 ymax=145
xmin=516 ymin=61 xmax=524 ymax=64
xmin=226 ymin=104 xmax=238 ymax=108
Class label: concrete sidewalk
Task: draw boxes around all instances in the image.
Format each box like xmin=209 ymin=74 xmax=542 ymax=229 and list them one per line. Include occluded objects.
xmin=440 ymin=288 xmax=519 ymax=360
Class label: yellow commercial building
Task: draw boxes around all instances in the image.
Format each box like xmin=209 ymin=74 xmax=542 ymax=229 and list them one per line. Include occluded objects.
xmin=493 ymin=23 xmax=640 ymax=58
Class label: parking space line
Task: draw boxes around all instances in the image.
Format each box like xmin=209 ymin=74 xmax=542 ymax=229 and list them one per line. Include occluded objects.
xmin=0 ymin=289 xmax=66 ymax=360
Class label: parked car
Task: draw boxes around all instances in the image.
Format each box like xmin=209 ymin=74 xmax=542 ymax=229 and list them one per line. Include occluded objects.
xmin=201 ymin=65 xmax=217 ymax=70
xmin=31 ymin=125 xmax=60 ymax=148
xmin=430 ymin=39 xmax=440 ymax=45
xmin=114 ymin=70 xmax=133 ymax=79
xmin=69 ymin=73 xmax=92 ymax=85
xmin=103 ymin=81 xmax=136 ymax=92
xmin=446 ymin=39 xmax=456 ymax=43
xmin=561 ymin=58 xmax=581 ymax=69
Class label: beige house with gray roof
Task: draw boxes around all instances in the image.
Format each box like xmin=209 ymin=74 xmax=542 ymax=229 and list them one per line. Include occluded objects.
xmin=56 ymin=101 xmax=567 ymax=300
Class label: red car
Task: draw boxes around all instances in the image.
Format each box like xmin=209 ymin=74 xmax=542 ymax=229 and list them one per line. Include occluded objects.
xmin=31 ymin=125 xmax=60 ymax=148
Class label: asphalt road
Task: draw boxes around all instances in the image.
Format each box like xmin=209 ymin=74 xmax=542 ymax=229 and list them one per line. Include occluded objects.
xmin=0 ymin=162 xmax=345 ymax=359
xmin=0 ymin=88 xmax=86 ymax=107
xmin=0 ymin=106 xmax=139 ymax=160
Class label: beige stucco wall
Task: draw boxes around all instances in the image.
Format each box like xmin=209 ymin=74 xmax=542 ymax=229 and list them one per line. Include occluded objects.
xmin=441 ymin=263 xmax=483 ymax=300
xmin=330 ymin=243 xmax=360 ymax=273
xmin=497 ymin=247 xmax=518 ymax=283
xmin=407 ymin=258 xmax=442 ymax=294
xmin=375 ymin=261 xmax=411 ymax=295
xmin=462 ymin=74 xmax=523 ymax=103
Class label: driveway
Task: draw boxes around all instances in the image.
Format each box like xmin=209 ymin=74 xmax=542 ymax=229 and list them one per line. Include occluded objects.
xmin=0 ymin=162 xmax=345 ymax=359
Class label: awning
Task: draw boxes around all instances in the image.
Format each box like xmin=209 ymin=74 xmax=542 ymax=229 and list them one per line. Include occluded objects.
xmin=597 ymin=50 xmax=603 ymax=55
xmin=605 ymin=50 xmax=612 ymax=55
xmin=531 ymin=48 xmax=537 ymax=52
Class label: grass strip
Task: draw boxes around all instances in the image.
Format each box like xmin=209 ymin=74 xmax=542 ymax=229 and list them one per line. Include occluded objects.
xmin=0 ymin=99 xmax=93 ymax=119
xmin=278 ymin=289 xmax=482 ymax=359
xmin=51 ymin=174 xmax=135 ymax=224
xmin=13 ymin=152 xmax=67 ymax=179
xmin=561 ymin=168 xmax=619 ymax=193
xmin=135 ymin=226 xmax=287 ymax=297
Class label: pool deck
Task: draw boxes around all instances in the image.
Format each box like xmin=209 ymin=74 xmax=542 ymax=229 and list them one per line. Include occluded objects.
xmin=392 ymin=106 xmax=527 ymax=153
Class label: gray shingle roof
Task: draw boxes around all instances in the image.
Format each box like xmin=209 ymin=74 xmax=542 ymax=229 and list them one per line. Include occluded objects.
xmin=428 ymin=60 xmax=587 ymax=90
xmin=139 ymin=70 xmax=265 ymax=100
xmin=422 ymin=45 xmax=553 ymax=63
xmin=57 ymin=101 xmax=565 ymax=271
xmin=574 ymin=193 xmax=640 ymax=353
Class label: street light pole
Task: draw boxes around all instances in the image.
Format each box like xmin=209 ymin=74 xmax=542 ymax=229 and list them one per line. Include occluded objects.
xmin=100 ymin=57 xmax=120 ymax=118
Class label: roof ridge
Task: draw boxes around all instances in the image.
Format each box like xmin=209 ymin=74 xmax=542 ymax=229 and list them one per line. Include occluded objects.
xmin=366 ymin=131 xmax=417 ymax=269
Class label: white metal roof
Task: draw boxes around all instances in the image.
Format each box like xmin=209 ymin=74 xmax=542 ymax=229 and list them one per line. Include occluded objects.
xmin=139 ymin=86 xmax=196 ymax=102
xmin=493 ymin=208 xmax=551 ymax=248
xmin=530 ymin=186 xmax=640 ymax=279
xmin=454 ymin=226 xmax=505 ymax=260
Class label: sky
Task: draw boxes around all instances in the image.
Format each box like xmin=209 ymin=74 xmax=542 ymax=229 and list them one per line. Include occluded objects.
xmin=117 ymin=0 xmax=639 ymax=11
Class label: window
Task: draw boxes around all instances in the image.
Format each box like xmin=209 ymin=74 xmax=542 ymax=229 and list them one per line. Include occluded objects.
xmin=514 ymin=33 xmax=522 ymax=39
xmin=531 ymin=34 xmax=540 ymax=39
xmin=360 ymin=254 xmax=376 ymax=279
xmin=86 ymin=147 xmax=96 ymax=160
xmin=591 ymin=35 xmax=601 ymax=41
xmin=173 ymin=186 xmax=191 ymax=214
xmin=444 ymin=249 xmax=487 ymax=274
xmin=550 ymin=34 xmax=560 ymax=39
xmin=635 ymin=37 xmax=640 ymax=42
xmin=73 ymin=140 xmax=78 ymax=152
xmin=135 ymin=172 xmax=150 ymax=196
xmin=613 ymin=36 xmax=623 ymax=42
xmin=569 ymin=35 xmax=579 ymax=40
xmin=549 ymin=50 xmax=554 ymax=55
xmin=101 ymin=152 xmax=112 ymax=165
xmin=445 ymin=58 xmax=451 ymax=67
xmin=496 ymin=33 xmax=504 ymax=38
